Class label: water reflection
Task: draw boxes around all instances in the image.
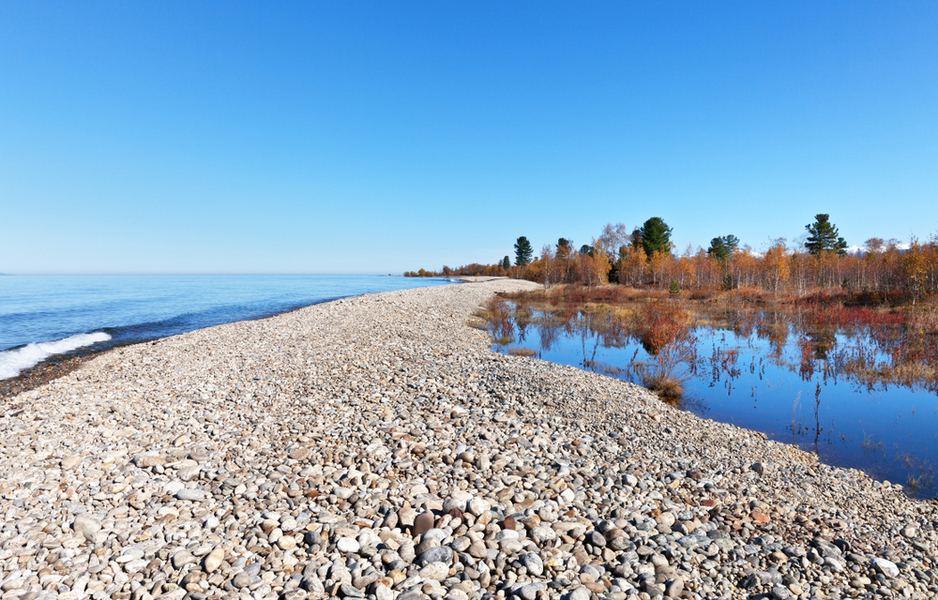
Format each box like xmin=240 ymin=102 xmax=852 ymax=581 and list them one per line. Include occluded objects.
xmin=485 ymin=300 xmax=938 ymax=499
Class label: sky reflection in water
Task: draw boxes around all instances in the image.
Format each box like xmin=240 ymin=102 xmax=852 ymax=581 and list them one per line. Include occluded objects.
xmin=493 ymin=304 xmax=938 ymax=499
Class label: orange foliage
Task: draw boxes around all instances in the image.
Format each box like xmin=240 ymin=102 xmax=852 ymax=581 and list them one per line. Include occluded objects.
xmin=410 ymin=226 xmax=938 ymax=305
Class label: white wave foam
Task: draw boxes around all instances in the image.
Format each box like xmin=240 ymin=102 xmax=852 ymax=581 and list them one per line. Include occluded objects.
xmin=0 ymin=332 xmax=111 ymax=380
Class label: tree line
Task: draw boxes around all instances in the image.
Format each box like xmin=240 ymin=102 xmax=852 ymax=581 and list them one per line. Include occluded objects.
xmin=407 ymin=214 xmax=938 ymax=302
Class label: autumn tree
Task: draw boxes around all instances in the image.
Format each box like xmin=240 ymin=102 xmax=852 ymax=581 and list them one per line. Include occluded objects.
xmin=865 ymin=238 xmax=884 ymax=254
xmin=539 ymin=245 xmax=556 ymax=289
xmin=556 ymin=238 xmax=573 ymax=260
xmin=619 ymin=245 xmax=647 ymax=286
xmin=639 ymin=217 xmax=673 ymax=256
xmin=588 ymin=237 xmax=611 ymax=284
xmin=676 ymin=245 xmax=697 ymax=288
xmin=903 ymin=239 xmax=930 ymax=304
xmin=594 ymin=223 xmax=632 ymax=283
xmin=805 ymin=214 xmax=847 ymax=256
xmin=647 ymin=249 xmax=670 ymax=286
xmin=762 ymin=239 xmax=791 ymax=296
xmin=595 ymin=223 xmax=631 ymax=258
xmin=514 ymin=236 xmax=534 ymax=266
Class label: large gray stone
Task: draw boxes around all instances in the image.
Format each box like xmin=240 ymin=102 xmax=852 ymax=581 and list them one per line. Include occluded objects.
xmin=417 ymin=546 xmax=453 ymax=566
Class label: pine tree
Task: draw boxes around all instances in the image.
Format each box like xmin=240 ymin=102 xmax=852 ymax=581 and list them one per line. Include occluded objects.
xmin=805 ymin=214 xmax=847 ymax=256
xmin=707 ymin=235 xmax=739 ymax=263
xmin=639 ymin=217 xmax=673 ymax=256
xmin=630 ymin=228 xmax=643 ymax=251
xmin=514 ymin=236 xmax=533 ymax=266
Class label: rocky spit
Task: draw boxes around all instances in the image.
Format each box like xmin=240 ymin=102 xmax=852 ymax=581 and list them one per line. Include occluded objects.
xmin=1 ymin=279 xmax=936 ymax=600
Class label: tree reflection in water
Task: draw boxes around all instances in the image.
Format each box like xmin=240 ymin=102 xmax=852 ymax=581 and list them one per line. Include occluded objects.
xmin=477 ymin=295 xmax=938 ymax=499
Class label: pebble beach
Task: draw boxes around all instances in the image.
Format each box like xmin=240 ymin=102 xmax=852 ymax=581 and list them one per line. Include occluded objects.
xmin=1 ymin=279 xmax=936 ymax=600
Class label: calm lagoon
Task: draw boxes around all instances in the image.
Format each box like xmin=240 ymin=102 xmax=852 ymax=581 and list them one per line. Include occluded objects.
xmin=492 ymin=302 xmax=938 ymax=499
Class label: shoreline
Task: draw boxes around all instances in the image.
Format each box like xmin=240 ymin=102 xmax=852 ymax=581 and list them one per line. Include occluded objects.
xmin=0 ymin=274 xmax=462 ymax=390
xmin=1 ymin=279 xmax=936 ymax=600
xmin=0 ymin=292 xmax=371 ymax=400
xmin=0 ymin=349 xmax=107 ymax=403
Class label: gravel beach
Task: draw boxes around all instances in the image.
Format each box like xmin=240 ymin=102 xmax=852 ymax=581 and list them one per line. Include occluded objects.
xmin=1 ymin=279 xmax=936 ymax=600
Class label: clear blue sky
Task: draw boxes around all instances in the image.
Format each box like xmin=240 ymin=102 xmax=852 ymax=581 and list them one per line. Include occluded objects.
xmin=2 ymin=2 xmax=936 ymax=274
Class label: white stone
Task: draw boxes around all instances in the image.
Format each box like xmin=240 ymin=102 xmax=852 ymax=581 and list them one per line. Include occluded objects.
xmin=73 ymin=514 xmax=101 ymax=540
xmin=872 ymin=558 xmax=900 ymax=578
xmin=419 ymin=562 xmax=449 ymax=581
xmin=337 ymin=537 xmax=360 ymax=553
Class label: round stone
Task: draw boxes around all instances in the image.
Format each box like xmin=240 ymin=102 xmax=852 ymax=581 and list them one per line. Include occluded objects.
xmin=175 ymin=488 xmax=206 ymax=502
xmin=419 ymin=562 xmax=449 ymax=582
xmin=418 ymin=546 xmax=453 ymax=566
xmin=72 ymin=513 xmax=102 ymax=541
xmin=521 ymin=553 xmax=544 ymax=576
xmin=203 ymin=546 xmax=225 ymax=573
xmin=337 ymin=537 xmax=361 ymax=553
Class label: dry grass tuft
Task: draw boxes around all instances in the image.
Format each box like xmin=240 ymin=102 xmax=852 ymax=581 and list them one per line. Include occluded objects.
xmin=641 ymin=371 xmax=684 ymax=401
xmin=466 ymin=318 xmax=489 ymax=331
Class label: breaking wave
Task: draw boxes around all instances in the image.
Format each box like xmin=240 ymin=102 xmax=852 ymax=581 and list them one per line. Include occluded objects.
xmin=0 ymin=332 xmax=111 ymax=380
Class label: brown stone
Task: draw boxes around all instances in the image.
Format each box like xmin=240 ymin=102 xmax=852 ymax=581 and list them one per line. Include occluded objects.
xmin=413 ymin=512 xmax=434 ymax=536
xmin=751 ymin=511 xmax=771 ymax=525
xmin=289 ymin=447 xmax=311 ymax=460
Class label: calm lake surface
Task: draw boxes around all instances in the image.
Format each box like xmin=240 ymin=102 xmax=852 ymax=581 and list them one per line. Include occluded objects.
xmin=0 ymin=275 xmax=455 ymax=379
xmin=494 ymin=304 xmax=938 ymax=499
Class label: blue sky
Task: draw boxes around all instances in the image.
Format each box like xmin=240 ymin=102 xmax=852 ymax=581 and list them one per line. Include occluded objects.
xmin=1 ymin=2 xmax=936 ymax=274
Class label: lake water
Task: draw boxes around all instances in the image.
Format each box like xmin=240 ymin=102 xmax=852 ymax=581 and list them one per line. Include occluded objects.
xmin=493 ymin=304 xmax=938 ymax=499
xmin=0 ymin=275 xmax=455 ymax=380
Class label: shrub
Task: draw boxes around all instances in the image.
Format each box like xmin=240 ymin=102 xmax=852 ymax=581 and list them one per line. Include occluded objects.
xmin=641 ymin=370 xmax=684 ymax=401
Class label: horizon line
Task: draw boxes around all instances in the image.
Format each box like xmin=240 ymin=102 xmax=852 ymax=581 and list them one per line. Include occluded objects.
xmin=0 ymin=272 xmax=416 ymax=277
